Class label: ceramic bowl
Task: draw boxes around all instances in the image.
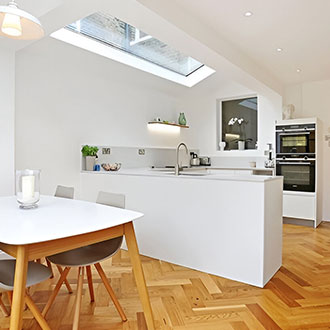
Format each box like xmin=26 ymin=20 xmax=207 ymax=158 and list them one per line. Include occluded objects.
xmin=101 ymin=163 xmax=122 ymax=171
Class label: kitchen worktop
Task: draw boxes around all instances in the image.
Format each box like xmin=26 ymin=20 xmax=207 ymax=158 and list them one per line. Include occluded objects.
xmin=81 ymin=166 xmax=278 ymax=183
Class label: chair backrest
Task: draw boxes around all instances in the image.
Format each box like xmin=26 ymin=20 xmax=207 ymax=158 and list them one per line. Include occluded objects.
xmin=95 ymin=191 xmax=125 ymax=255
xmin=55 ymin=185 xmax=74 ymax=199
xmin=96 ymin=191 xmax=125 ymax=209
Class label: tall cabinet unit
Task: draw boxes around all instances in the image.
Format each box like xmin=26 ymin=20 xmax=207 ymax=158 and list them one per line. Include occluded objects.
xmin=275 ymin=118 xmax=322 ymax=228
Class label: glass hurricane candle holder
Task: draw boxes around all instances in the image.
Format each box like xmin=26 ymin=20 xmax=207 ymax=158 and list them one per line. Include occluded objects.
xmin=16 ymin=169 xmax=40 ymax=209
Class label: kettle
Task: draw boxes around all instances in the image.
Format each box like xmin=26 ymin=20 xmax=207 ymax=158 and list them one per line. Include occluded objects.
xmin=190 ymin=152 xmax=200 ymax=166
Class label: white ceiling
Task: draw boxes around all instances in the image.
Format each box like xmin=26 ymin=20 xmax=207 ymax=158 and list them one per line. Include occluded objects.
xmin=169 ymin=0 xmax=330 ymax=85
xmin=1 ymin=0 xmax=328 ymax=91
xmin=0 ymin=0 xmax=62 ymax=17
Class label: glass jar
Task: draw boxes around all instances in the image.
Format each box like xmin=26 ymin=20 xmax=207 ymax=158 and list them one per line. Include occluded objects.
xmin=16 ymin=169 xmax=40 ymax=209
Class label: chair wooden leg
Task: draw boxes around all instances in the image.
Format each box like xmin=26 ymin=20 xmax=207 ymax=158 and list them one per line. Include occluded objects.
xmin=73 ymin=267 xmax=84 ymax=330
xmin=46 ymin=259 xmax=54 ymax=279
xmin=42 ymin=266 xmax=71 ymax=317
xmin=94 ymin=263 xmax=127 ymax=322
xmin=86 ymin=265 xmax=95 ymax=302
xmin=25 ymin=294 xmax=51 ymax=330
xmin=6 ymin=291 xmax=13 ymax=305
xmin=0 ymin=293 xmax=10 ymax=317
xmin=56 ymin=265 xmax=73 ymax=294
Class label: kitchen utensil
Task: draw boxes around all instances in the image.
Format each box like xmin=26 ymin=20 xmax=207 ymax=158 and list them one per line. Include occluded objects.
xmin=190 ymin=158 xmax=200 ymax=166
xmin=199 ymin=157 xmax=211 ymax=166
xmin=190 ymin=152 xmax=200 ymax=166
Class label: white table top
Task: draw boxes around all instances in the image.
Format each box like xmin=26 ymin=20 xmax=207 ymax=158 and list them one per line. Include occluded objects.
xmin=0 ymin=195 xmax=143 ymax=245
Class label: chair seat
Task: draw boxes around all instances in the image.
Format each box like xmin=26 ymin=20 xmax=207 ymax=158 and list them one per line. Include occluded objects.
xmin=0 ymin=251 xmax=14 ymax=260
xmin=47 ymin=237 xmax=123 ymax=267
xmin=0 ymin=260 xmax=52 ymax=291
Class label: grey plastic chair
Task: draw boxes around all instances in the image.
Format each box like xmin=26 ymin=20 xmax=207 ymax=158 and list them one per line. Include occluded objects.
xmin=0 ymin=260 xmax=52 ymax=329
xmin=43 ymin=191 xmax=126 ymax=329
xmin=0 ymin=251 xmax=14 ymax=261
xmin=55 ymin=185 xmax=74 ymax=199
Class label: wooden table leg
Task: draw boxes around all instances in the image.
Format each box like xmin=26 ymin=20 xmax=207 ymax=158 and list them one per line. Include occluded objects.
xmin=124 ymin=221 xmax=155 ymax=330
xmin=10 ymin=245 xmax=28 ymax=330
xmin=73 ymin=267 xmax=84 ymax=330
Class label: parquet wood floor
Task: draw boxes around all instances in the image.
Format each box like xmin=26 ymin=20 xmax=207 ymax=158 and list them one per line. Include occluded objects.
xmin=1 ymin=223 xmax=330 ymax=329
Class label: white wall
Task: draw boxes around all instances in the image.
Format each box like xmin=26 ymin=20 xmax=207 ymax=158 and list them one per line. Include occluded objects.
xmin=15 ymin=38 xmax=189 ymax=197
xmin=178 ymin=76 xmax=282 ymax=162
xmin=15 ymin=35 xmax=282 ymax=199
xmin=0 ymin=48 xmax=15 ymax=196
xmin=284 ymin=80 xmax=330 ymax=221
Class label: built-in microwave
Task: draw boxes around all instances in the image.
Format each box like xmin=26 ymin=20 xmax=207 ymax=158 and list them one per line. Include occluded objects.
xmin=276 ymin=158 xmax=315 ymax=192
xmin=276 ymin=123 xmax=315 ymax=156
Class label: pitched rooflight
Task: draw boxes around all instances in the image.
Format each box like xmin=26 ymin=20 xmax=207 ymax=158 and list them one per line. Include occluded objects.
xmin=51 ymin=12 xmax=215 ymax=87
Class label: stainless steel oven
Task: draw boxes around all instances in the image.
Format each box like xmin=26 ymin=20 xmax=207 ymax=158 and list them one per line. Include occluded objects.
xmin=276 ymin=123 xmax=315 ymax=156
xmin=276 ymin=158 xmax=315 ymax=192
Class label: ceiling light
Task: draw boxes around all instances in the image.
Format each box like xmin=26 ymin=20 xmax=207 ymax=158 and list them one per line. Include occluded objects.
xmin=276 ymin=48 xmax=283 ymax=52
xmin=296 ymin=68 xmax=301 ymax=73
xmin=0 ymin=1 xmax=44 ymax=40
xmin=244 ymin=11 xmax=253 ymax=17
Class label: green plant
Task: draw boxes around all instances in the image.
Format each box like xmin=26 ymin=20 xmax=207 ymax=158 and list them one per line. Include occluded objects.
xmin=81 ymin=145 xmax=99 ymax=157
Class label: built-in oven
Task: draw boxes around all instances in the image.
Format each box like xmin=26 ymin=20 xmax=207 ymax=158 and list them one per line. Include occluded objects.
xmin=276 ymin=123 xmax=315 ymax=156
xmin=276 ymin=158 xmax=315 ymax=192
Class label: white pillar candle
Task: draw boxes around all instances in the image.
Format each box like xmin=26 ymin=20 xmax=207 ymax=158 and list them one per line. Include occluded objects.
xmin=22 ymin=175 xmax=35 ymax=202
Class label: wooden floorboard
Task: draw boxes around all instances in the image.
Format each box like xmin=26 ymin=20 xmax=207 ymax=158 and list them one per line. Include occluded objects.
xmin=2 ymin=223 xmax=330 ymax=329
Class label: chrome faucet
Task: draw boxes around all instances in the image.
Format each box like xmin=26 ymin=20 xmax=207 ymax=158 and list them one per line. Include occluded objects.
xmin=175 ymin=142 xmax=189 ymax=175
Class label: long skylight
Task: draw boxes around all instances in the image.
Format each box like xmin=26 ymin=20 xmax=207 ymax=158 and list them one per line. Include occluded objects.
xmin=51 ymin=12 xmax=215 ymax=87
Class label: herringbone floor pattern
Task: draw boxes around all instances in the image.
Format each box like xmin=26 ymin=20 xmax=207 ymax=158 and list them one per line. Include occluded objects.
xmin=1 ymin=223 xmax=330 ymax=329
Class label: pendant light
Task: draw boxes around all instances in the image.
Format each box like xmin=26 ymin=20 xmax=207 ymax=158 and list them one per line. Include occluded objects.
xmin=0 ymin=1 xmax=44 ymax=40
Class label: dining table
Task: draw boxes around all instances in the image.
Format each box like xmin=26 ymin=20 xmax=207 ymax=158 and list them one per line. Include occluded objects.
xmin=0 ymin=195 xmax=156 ymax=330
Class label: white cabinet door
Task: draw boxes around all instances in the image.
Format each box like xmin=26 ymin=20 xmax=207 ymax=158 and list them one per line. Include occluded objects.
xmin=283 ymin=193 xmax=316 ymax=220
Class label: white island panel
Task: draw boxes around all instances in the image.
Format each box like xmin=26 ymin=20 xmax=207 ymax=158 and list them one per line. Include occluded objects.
xmin=80 ymin=172 xmax=282 ymax=287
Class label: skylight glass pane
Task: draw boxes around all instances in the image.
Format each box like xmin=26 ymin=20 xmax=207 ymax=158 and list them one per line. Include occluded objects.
xmin=67 ymin=12 xmax=204 ymax=77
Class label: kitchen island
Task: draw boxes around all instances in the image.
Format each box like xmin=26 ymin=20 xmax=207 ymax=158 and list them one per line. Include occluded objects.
xmin=80 ymin=169 xmax=283 ymax=287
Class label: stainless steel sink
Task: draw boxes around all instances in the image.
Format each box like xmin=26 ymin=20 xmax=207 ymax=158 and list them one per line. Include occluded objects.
xmin=165 ymin=171 xmax=209 ymax=176
xmin=149 ymin=167 xmax=209 ymax=176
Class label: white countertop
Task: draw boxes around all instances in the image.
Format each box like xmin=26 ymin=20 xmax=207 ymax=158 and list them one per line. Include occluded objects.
xmin=81 ymin=167 xmax=280 ymax=183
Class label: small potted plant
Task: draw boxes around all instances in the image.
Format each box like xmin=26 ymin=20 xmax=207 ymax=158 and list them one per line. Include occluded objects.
xmin=81 ymin=145 xmax=99 ymax=171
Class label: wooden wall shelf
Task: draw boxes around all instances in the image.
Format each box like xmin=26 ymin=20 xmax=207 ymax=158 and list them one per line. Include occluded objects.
xmin=148 ymin=122 xmax=189 ymax=129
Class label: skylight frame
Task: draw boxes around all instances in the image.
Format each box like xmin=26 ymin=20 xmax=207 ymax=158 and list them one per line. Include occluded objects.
xmin=51 ymin=13 xmax=215 ymax=87
xmin=65 ymin=24 xmax=205 ymax=78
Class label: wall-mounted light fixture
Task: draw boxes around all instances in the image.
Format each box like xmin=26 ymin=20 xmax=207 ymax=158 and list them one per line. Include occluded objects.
xmin=147 ymin=121 xmax=189 ymax=134
xmin=147 ymin=122 xmax=180 ymax=134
